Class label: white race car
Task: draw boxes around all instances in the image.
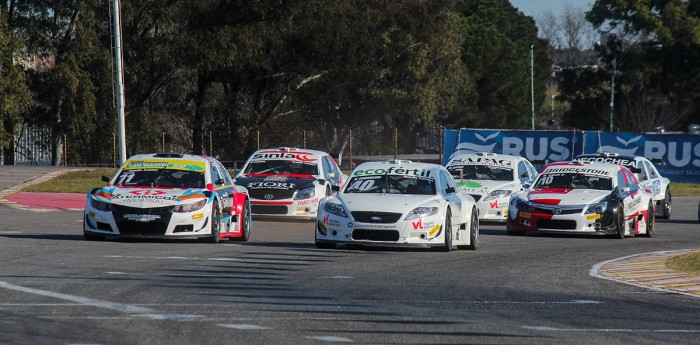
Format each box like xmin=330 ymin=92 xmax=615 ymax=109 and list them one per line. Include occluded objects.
xmin=315 ymin=160 xmax=479 ymax=251
xmin=235 ymin=147 xmax=347 ymax=220
xmin=84 ymin=153 xmax=252 ymax=242
xmin=575 ymin=152 xmax=672 ymax=219
xmin=507 ymin=160 xmax=655 ymax=238
xmin=445 ymin=152 xmax=538 ymax=222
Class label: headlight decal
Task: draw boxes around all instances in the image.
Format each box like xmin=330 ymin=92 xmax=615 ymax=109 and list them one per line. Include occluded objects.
xmin=90 ymin=197 xmax=113 ymax=211
xmin=173 ymin=199 xmax=208 ymax=213
xmin=404 ymin=207 xmax=439 ymax=220
xmin=584 ymin=201 xmax=608 ymax=214
xmin=293 ymin=186 xmax=316 ymax=200
xmin=324 ymin=202 xmax=348 ymax=218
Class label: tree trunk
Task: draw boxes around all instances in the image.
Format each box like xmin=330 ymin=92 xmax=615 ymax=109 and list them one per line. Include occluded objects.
xmin=191 ymin=75 xmax=209 ymax=155
xmin=2 ymin=119 xmax=15 ymax=165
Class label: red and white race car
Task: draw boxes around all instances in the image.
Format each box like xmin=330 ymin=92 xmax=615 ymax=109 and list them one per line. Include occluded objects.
xmin=507 ymin=160 xmax=655 ymax=238
xmin=235 ymin=147 xmax=347 ymax=220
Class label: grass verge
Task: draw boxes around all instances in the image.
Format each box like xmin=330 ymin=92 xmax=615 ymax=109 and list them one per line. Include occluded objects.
xmin=665 ymin=251 xmax=700 ymax=275
xmin=670 ymin=183 xmax=700 ymax=197
xmin=21 ymin=168 xmax=116 ymax=193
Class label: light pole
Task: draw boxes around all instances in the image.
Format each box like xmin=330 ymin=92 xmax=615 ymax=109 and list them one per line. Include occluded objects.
xmin=609 ymin=56 xmax=617 ymax=132
xmin=530 ymin=44 xmax=535 ymax=130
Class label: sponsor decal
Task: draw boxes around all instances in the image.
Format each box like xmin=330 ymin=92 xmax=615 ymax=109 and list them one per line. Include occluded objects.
xmin=544 ymin=167 xmax=612 ymax=177
xmin=586 ymin=214 xmax=601 ymax=221
xmin=577 ymin=156 xmax=635 ymax=168
xmin=519 ymin=211 xmax=532 ymax=219
xmin=130 ymin=190 xmax=165 ymax=196
xmin=627 ymin=197 xmax=642 ymax=210
xmin=178 ymin=190 xmax=207 ymax=201
xmin=192 ymin=213 xmax=204 ymax=220
xmin=456 ymin=181 xmax=483 ymax=188
xmin=264 ymin=175 xmax=288 ymax=181
xmin=95 ymin=190 xmax=114 ymax=199
xmin=412 ymin=218 xmax=424 ymax=230
xmin=352 ymin=167 xmax=433 ymax=178
xmin=252 ymin=151 xmax=316 ymax=162
xmin=247 ymin=182 xmax=297 ymax=189
xmin=124 ymin=159 xmax=205 ymax=172
xmin=123 ymin=214 xmax=161 ymax=222
xmin=323 ymin=214 xmax=329 ymax=225
xmin=297 ymin=198 xmax=319 ymax=206
xmin=112 ymin=190 xmax=180 ymax=202
xmin=428 ymin=224 xmax=441 ymax=237
xmin=359 ymin=224 xmax=397 ymax=229
xmin=449 ymin=157 xmax=514 ymax=168
xmin=322 ymin=214 xmax=341 ymax=227
xmin=489 ymin=201 xmax=499 ymax=209
xmin=503 ymin=209 xmax=508 ymax=216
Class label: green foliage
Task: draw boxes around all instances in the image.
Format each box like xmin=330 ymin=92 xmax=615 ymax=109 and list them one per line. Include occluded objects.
xmin=21 ymin=168 xmax=116 ymax=193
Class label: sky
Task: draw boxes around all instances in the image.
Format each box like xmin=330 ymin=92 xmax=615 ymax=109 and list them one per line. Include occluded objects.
xmin=509 ymin=0 xmax=594 ymax=23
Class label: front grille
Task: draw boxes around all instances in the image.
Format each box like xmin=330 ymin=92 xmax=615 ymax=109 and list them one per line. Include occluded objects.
xmin=248 ymin=189 xmax=295 ymax=200
xmin=537 ymin=219 xmax=577 ymax=230
xmin=351 ymin=211 xmax=402 ymax=224
xmin=117 ymin=221 xmax=168 ymax=235
xmin=112 ymin=205 xmax=173 ymax=236
xmin=352 ymin=229 xmax=400 ymax=241
xmin=469 ymin=194 xmax=482 ymax=202
xmin=533 ymin=205 xmax=583 ymax=215
xmin=252 ymin=205 xmax=288 ymax=215
xmin=97 ymin=222 xmax=113 ymax=231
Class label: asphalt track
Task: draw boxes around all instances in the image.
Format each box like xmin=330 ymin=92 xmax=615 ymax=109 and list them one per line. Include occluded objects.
xmin=0 ymin=167 xmax=699 ymax=345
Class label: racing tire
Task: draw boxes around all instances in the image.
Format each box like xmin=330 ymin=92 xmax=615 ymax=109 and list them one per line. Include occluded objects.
xmin=232 ymin=199 xmax=252 ymax=242
xmin=466 ymin=207 xmax=479 ymax=250
xmin=440 ymin=209 xmax=452 ymax=252
xmin=207 ymin=204 xmax=221 ymax=243
xmin=658 ymin=189 xmax=672 ymax=219
xmin=640 ymin=201 xmax=654 ymax=238
xmin=612 ymin=203 xmax=626 ymax=239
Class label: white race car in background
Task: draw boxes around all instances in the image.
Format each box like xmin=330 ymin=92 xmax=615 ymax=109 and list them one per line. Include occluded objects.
xmin=235 ymin=147 xmax=347 ymax=220
xmin=315 ymin=160 xmax=479 ymax=251
xmin=576 ymin=152 xmax=672 ymax=219
xmin=507 ymin=160 xmax=655 ymax=238
xmin=445 ymin=152 xmax=538 ymax=222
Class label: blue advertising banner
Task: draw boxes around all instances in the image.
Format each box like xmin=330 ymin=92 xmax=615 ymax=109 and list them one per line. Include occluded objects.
xmin=444 ymin=129 xmax=700 ymax=183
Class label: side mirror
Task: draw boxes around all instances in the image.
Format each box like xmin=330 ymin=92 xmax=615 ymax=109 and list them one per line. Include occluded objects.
xmin=520 ymin=172 xmax=529 ymax=178
xmin=522 ymin=183 xmax=531 ymax=189
xmin=215 ymin=178 xmax=225 ymax=186
xmin=317 ymin=179 xmax=327 ymax=185
xmin=101 ymin=176 xmax=110 ymax=183
xmin=445 ymin=187 xmax=456 ymax=194
xmin=331 ymin=185 xmax=340 ymax=192
xmin=621 ymin=187 xmax=630 ymax=193
xmin=327 ymin=172 xmax=336 ymax=179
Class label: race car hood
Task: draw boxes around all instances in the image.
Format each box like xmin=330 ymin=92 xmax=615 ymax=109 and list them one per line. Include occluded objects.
xmin=335 ymin=193 xmax=441 ymax=215
xmin=525 ymin=188 xmax=611 ymax=206
xmin=91 ymin=186 xmax=209 ymax=208
xmin=235 ymin=175 xmax=318 ymax=192
xmin=455 ymin=180 xmax=519 ymax=195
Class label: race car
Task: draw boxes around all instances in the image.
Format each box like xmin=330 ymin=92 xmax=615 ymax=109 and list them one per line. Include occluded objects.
xmin=315 ymin=160 xmax=479 ymax=251
xmin=445 ymin=152 xmax=538 ymax=222
xmin=83 ymin=153 xmax=252 ymax=242
xmin=507 ymin=160 xmax=655 ymax=238
xmin=235 ymin=147 xmax=346 ymax=220
xmin=575 ymin=152 xmax=671 ymax=219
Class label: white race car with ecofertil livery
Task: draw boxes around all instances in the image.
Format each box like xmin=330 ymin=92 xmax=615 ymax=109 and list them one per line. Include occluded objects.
xmin=445 ymin=152 xmax=538 ymax=222
xmin=315 ymin=160 xmax=479 ymax=251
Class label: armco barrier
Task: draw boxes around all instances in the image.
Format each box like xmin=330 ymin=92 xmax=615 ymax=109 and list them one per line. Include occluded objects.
xmin=444 ymin=129 xmax=700 ymax=183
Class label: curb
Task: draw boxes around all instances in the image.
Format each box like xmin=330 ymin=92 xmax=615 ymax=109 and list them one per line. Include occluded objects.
xmin=0 ymin=169 xmax=89 ymax=211
xmin=591 ymin=249 xmax=700 ymax=298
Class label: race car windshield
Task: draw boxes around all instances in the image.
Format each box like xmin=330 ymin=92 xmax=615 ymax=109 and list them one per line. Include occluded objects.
xmin=344 ymin=175 xmax=436 ymax=195
xmin=114 ymin=169 xmax=205 ymax=188
xmin=243 ymin=160 xmax=318 ymax=175
xmin=447 ymin=165 xmax=513 ymax=181
xmin=534 ymin=173 xmax=613 ymax=190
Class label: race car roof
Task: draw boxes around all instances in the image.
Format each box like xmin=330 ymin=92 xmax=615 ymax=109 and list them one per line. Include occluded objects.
xmin=248 ymin=147 xmax=328 ymax=163
xmin=446 ymin=152 xmax=522 ymax=168
xmin=541 ymin=161 xmax=621 ymax=177
xmin=351 ymin=160 xmax=439 ymax=178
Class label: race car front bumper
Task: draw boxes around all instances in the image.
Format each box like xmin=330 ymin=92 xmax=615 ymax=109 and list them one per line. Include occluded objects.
xmin=506 ymin=204 xmax=617 ymax=234
xmin=250 ymin=197 xmax=321 ymax=220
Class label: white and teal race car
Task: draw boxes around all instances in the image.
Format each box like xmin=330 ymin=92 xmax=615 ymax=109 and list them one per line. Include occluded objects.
xmin=445 ymin=152 xmax=538 ymax=222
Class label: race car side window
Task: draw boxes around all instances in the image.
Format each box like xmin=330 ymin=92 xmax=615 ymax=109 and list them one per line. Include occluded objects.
xmin=645 ymin=161 xmax=659 ymax=178
xmin=526 ymin=162 xmax=537 ymax=179
xmin=617 ymin=170 xmax=629 ymax=190
xmin=517 ymin=161 xmax=529 ymax=181
xmin=439 ymin=170 xmax=456 ymax=195
xmin=636 ymin=161 xmax=648 ymax=181
xmin=625 ymin=170 xmax=640 ymax=192
xmin=210 ymin=163 xmax=223 ymax=185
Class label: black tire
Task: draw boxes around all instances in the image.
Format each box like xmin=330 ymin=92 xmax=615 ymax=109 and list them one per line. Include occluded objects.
xmin=613 ymin=203 xmax=625 ymax=239
xmin=658 ymin=189 xmax=672 ymax=219
xmin=640 ymin=201 xmax=654 ymax=238
xmin=208 ymin=204 xmax=221 ymax=243
xmin=440 ymin=209 xmax=452 ymax=252
xmin=466 ymin=208 xmax=479 ymax=250
xmin=232 ymin=199 xmax=252 ymax=242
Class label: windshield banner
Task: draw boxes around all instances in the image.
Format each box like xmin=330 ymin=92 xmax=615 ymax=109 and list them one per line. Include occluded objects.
xmin=444 ymin=129 xmax=700 ymax=183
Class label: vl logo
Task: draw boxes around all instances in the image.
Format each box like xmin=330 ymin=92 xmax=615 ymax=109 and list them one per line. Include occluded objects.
xmin=598 ymin=135 xmax=641 ymax=156
xmin=412 ymin=218 xmax=424 ymax=230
